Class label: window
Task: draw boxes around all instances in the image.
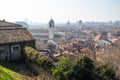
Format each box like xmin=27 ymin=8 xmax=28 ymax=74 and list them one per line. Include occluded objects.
xmin=11 ymin=45 xmax=20 ymax=53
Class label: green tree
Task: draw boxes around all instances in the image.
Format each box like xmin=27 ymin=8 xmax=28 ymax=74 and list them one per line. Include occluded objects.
xmin=68 ymin=56 xmax=95 ymax=80
xmin=58 ymin=56 xmax=71 ymax=72
xmin=52 ymin=56 xmax=71 ymax=80
xmin=95 ymin=64 xmax=118 ymax=80
xmin=52 ymin=55 xmax=118 ymax=80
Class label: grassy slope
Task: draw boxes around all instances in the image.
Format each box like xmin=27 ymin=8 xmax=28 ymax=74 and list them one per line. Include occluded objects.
xmin=0 ymin=66 xmax=26 ymax=80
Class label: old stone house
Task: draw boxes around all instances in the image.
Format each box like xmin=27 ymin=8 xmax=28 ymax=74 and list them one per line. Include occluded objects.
xmin=0 ymin=20 xmax=35 ymax=60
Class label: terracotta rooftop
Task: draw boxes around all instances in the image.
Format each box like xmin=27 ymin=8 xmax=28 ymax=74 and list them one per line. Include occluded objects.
xmin=94 ymin=34 xmax=101 ymax=42
xmin=80 ymin=47 xmax=93 ymax=54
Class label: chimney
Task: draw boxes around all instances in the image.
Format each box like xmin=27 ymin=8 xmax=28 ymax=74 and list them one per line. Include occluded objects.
xmin=3 ymin=19 xmax=5 ymax=22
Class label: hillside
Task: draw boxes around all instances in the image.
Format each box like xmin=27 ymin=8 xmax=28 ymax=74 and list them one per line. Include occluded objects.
xmin=0 ymin=65 xmax=26 ymax=80
xmin=0 ymin=61 xmax=44 ymax=80
xmin=0 ymin=46 xmax=56 ymax=80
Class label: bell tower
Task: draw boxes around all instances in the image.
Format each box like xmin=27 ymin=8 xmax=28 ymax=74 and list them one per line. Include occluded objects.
xmin=49 ymin=19 xmax=55 ymax=39
xmin=78 ymin=20 xmax=82 ymax=30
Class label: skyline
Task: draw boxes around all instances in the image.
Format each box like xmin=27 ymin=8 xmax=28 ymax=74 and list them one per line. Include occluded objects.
xmin=0 ymin=0 xmax=120 ymax=23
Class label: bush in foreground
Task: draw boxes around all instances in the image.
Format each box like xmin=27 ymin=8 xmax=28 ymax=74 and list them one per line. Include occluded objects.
xmin=52 ymin=56 xmax=71 ymax=80
xmin=24 ymin=47 xmax=118 ymax=80
xmin=52 ymin=56 xmax=118 ymax=80
xmin=95 ymin=64 xmax=119 ymax=80
xmin=24 ymin=46 xmax=53 ymax=71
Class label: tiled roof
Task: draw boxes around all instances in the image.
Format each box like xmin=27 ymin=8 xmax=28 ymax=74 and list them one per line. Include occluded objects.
xmin=0 ymin=20 xmax=21 ymax=27
xmin=0 ymin=28 xmax=35 ymax=44
xmin=80 ymin=48 xmax=93 ymax=54
xmin=94 ymin=34 xmax=101 ymax=42
xmin=0 ymin=20 xmax=35 ymax=44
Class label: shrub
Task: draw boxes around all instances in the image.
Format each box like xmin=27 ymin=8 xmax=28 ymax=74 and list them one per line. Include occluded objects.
xmin=95 ymin=64 xmax=119 ymax=80
xmin=24 ymin=46 xmax=53 ymax=71
xmin=69 ymin=55 xmax=95 ymax=80
xmin=58 ymin=56 xmax=71 ymax=72
xmin=52 ymin=68 xmax=66 ymax=80
xmin=51 ymin=56 xmax=71 ymax=80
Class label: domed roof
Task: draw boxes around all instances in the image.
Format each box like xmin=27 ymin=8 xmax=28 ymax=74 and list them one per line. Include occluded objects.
xmin=49 ymin=19 xmax=54 ymax=24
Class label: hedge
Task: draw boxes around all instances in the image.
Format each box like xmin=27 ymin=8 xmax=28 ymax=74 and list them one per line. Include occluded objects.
xmin=24 ymin=46 xmax=53 ymax=71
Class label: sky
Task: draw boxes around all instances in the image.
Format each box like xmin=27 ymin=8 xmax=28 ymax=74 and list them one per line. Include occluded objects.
xmin=0 ymin=0 xmax=120 ymax=23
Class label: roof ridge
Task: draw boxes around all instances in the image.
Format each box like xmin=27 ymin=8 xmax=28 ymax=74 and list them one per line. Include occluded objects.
xmin=0 ymin=20 xmax=22 ymax=27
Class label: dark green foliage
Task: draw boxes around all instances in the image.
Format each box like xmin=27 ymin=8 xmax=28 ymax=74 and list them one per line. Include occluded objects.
xmin=52 ymin=56 xmax=71 ymax=80
xmin=55 ymin=56 xmax=118 ymax=80
xmin=58 ymin=56 xmax=71 ymax=72
xmin=95 ymin=64 xmax=118 ymax=80
xmin=68 ymin=56 xmax=95 ymax=80
xmin=52 ymin=69 xmax=66 ymax=80
xmin=24 ymin=47 xmax=118 ymax=80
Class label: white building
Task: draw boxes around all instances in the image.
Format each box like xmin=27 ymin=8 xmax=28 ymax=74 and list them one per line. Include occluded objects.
xmin=95 ymin=40 xmax=111 ymax=47
xmin=49 ymin=19 xmax=55 ymax=39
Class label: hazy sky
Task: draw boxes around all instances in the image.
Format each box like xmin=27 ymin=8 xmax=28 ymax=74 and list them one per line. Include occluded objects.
xmin=0 ymin=0 xmax=120 ymax=23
